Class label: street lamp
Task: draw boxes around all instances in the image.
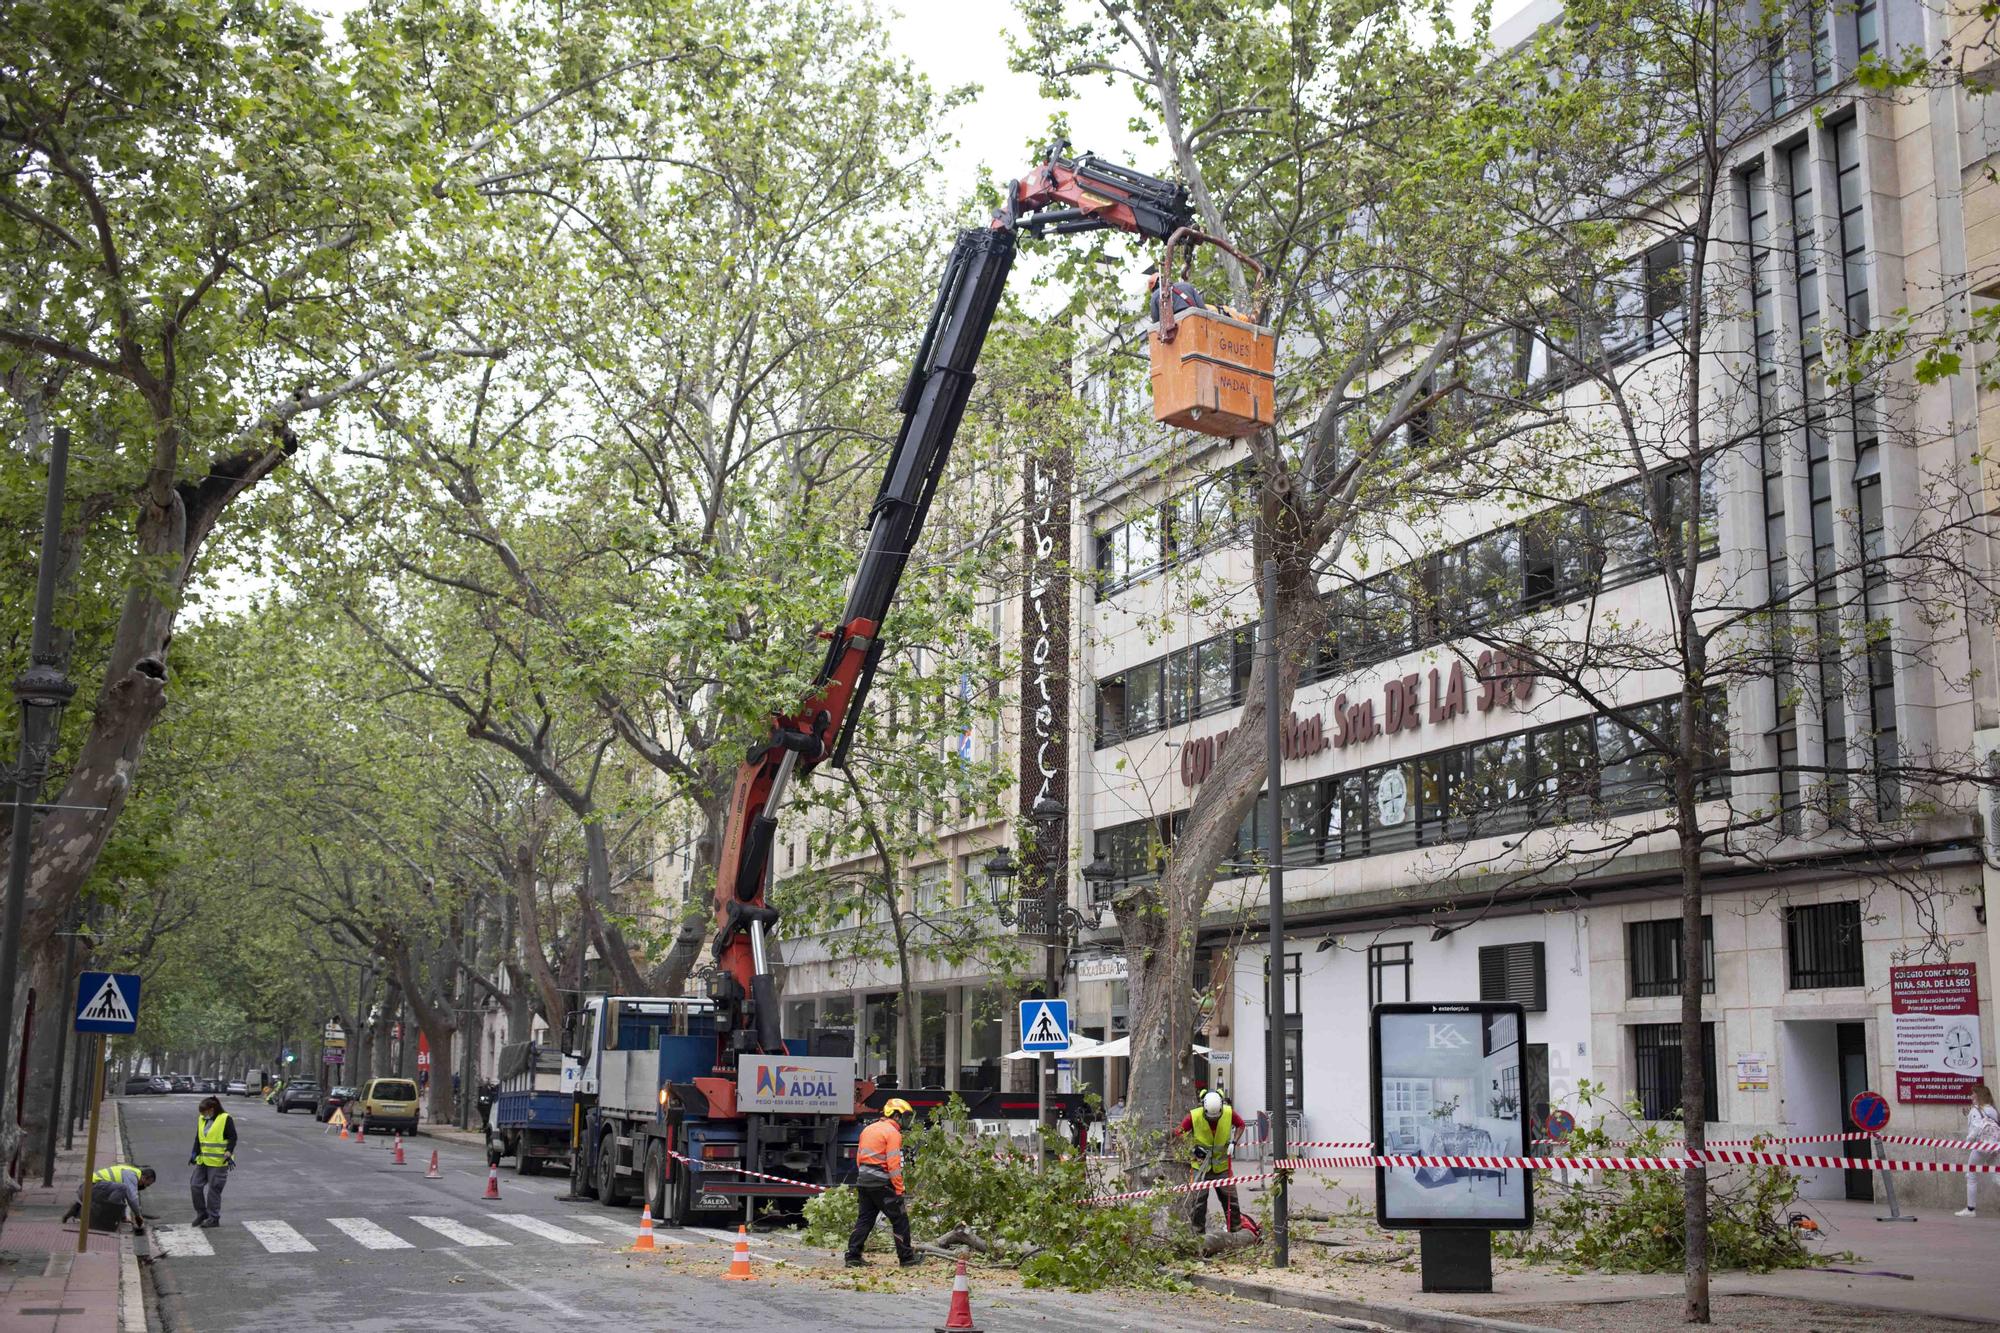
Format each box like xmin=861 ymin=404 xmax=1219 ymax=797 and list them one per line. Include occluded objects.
xmin=1 ymin=426 xmax=73 ymax=1135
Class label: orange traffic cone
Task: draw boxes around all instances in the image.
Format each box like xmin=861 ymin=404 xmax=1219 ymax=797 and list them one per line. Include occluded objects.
xmin=338 ymin=1115 xmax=349 ymax=1141
xmin=392 ymin=1135 xmax=407 ymax=1165
xmin=424 ymin=1150 xmax=442 ymax=1180
xmin=633 ymin=1203 xmax=656 ymax=1252
xmin=482 ymin=1164 xmax=501 ymax=1200
xmin=355 ymin=1122 xmax=367 ymax=1148
xmin=933 ymin=1256 xmax=982 ymax=1332
xmin=722 ymin=1224 xmax=755 ymax=1280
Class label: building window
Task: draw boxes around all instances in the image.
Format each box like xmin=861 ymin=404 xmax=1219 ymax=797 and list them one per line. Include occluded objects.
xmin=1479 ymin=942 xmax=1547 ymax=1012
xmin=1786 ymin=900 xmax=1865 ymax=988
xmin=1264 ymin=951 xmax=1302 ymax=1015
xmin=1368 ymin=943 xmax=1412 ymax=1006
xmin=1092 ymin=689 xmax=1728 ymax=881
xmin=1102 ymin=464 xmax=1721 ymax=751
xmin=1628 ymin=917 xmax=1715 ymax=998
xmin=1632 ymin=1022 xmax=1719 ymax=1122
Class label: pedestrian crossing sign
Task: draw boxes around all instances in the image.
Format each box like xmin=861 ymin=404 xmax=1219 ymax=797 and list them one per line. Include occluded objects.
xmin=73 ymin=971 xmax=140 ymax=1034
xmin=1019 ymin=999 xmax=1070 ymax=1052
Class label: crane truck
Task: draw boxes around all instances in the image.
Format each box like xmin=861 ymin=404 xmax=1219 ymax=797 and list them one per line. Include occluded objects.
xmin=562 ymin=145 xmax=1273 ymax=1225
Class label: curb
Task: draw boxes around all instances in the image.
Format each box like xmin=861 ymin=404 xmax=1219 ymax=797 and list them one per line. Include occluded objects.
xmin=112 ymin=1100 xmax=146 ymax=1331
xmin=1186 ymin=1274 xmax=1562 ymax=1333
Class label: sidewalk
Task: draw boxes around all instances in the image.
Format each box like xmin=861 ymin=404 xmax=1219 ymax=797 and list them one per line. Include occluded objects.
xmin=1 ymin=1099 xmax=143 ymax=1333
xmin=1209 ymin=1167 xmax=2000 ymax=1331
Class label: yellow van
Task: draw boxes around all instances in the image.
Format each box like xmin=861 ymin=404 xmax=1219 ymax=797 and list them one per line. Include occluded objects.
xmin=354 ymin=1077 xmax=420 ymax=1134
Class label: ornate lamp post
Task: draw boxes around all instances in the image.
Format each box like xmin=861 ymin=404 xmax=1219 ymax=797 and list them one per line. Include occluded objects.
xmin=1 ymin=425 xmax=73 ymax=1143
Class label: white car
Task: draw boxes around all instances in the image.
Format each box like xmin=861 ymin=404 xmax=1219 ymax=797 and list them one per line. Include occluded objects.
xmin=226 ymin=1080 xmax=247 ymax=1095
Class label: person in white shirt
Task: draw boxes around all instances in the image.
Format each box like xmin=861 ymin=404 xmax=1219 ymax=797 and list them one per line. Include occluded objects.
xmin=1958 ymin=1083 xmax=2000 ymax=1217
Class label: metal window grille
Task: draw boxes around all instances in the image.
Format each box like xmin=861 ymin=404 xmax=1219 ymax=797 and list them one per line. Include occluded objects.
xmin=1785 ymin=900 xmax=1865 ymax=989
xmin=1368 ymin=943 xmax=1411 ymax=1006
xmin=1627 ymin=917 xmax=1714 ymax=997
xmin=1633 ymin=1022 xmax=1718 ymax=1122
xmin=1478 ymin=942 xmax=1547 ymax=1012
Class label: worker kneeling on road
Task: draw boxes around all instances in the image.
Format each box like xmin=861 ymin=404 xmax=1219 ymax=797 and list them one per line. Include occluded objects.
xmin=61 ymin=1163 xmax=155 ymax=1233
xmin=1176 ymin=1091 xmax=1261 ymax=1239
xmin=845 ymin=1097 xmax=922 ymax=1268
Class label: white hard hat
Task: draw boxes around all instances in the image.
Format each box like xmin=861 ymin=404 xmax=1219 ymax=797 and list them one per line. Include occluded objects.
xmin=1202 ymin=1091 xmax=1224 ymax=1119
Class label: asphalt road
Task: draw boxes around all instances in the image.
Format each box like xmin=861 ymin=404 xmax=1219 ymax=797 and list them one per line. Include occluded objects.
xmin=121 ymin=1095 xmax=1344 ymax=1333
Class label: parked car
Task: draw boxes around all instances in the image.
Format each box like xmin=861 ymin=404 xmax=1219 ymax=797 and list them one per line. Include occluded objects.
xmin=273 ymin=1079 xmax=320 ymax=1113
xmin=226 ymin=1080 xmax=247 ymax=1095
xmin=195 ymin=1078 xmax=221 ymax=1094
xmin=147 ymin=1076 xmax=172 ymax=1094
xmin=122 ymin=1076 xmax=160 ymax=1096
xmin=352 ymin=1077 xmax=420 ymax=1135
xmin=170 ymin=1074 xmax=194 ymax=1093
xmin=315 ymin=1086 xmax=356 ymax=1123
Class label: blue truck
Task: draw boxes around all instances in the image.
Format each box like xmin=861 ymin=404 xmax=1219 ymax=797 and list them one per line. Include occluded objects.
xmin=561 ymin=993 xmax=872 ymax=1225
xmin=492 ymin=1041 xmax=571 ymax=1175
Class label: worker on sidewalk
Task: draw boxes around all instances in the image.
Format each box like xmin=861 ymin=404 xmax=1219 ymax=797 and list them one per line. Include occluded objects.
xmin=61 ymin=1163 xmax=155 ymax=1232
xmin=845 ymin=1097 xmax=922 ymax=1268
xmin=1176 ymin=1090 xmax=1260 ymax=1239
xmin=190 ymin=1094 xmax=237 ymax=1227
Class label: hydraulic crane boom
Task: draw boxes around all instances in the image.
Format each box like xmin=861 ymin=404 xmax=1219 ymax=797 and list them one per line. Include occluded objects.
xmin=706 ymin=147 xmax=1196 ymax=1064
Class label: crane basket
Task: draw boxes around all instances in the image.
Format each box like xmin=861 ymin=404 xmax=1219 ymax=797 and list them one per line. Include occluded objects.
xmin=1148 ymin=228 xmax=1276 ymax=439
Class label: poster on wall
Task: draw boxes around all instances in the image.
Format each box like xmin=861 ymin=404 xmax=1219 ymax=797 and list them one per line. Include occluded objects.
xmin=1371 ymin=1002 xmax=1533 ymax=1230
xmin=1891 ymin=962 xmax=1983 ymax=1103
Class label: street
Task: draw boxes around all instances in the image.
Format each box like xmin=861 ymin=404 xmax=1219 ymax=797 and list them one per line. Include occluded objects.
xmin=121 ymin=1096 xmax=1337 ymax=1332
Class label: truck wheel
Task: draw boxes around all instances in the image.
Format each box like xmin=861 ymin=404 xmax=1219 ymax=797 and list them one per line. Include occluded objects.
xmin=596 ymin=1134 xmax=622 ymax=1208
xmin=571 ymin=1140 xmax=598 ymax=1200
xmin=515 ymin=1145 xmax=537 ymax=1176
xmin=663 ymin=1154 xmax=693 ymax=1227
xmin=643 ymin=1142 xmax=667 ymax=1219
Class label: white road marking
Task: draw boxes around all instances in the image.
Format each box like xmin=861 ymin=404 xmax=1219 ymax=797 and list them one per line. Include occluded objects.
xmin=242 ymin=1220 xmax=315 ymax=1253
xmin=486 ymin=1214 xmax=600 ymax=1245
xmin=574 ymin=1213 xmax=692 ymax=1245
xmin=149 ymin=1224 xmax=214 ymax=1258
xmin=328 ymin=1217 xmax=413 ymax=1250
xmin=409 ymin=1215 xmax=510 ymax=1247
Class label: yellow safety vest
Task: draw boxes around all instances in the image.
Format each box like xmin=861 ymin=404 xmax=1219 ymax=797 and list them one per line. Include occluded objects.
xmin=92 ymin=1163 xmax=140 ymax=1186
xmin=196 ymin=1112 xmax=232 ymax=1167
xmin=1189 ymin=1103 xmax=1233 ymax=1176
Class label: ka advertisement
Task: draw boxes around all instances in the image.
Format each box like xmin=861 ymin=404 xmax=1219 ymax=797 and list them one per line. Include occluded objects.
xmin=1891 ymin=962 xmax=1983 ymax=1103
xmin=1372 ymin=1002 xmax=1533 ymax=1230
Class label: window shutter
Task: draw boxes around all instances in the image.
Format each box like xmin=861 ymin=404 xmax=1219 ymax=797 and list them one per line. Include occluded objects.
xmin=1478 ymin=942 xmax=1546 ymax=1012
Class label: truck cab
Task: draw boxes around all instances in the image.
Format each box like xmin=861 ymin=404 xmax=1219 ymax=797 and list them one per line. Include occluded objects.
xmin=560 ymin=993 xmax=869 ymax=1225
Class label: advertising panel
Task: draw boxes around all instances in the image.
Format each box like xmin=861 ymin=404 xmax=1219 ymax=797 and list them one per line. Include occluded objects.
xmin=736 ymin=1054 xmax=855 ymax=1114
xmin=1372 ymin=1002 xmax=1533 ymax=1230
xmin=1891 ymin=962 xmax=1983 ymax=1103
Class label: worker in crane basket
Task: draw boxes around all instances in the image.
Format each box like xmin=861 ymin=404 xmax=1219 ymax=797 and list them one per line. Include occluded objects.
xmin=845 ymin=1097 xmax=922 ymax=1268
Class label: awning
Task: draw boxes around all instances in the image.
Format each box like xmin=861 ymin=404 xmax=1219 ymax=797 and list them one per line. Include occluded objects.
xmin=1001 ymin=1037 xmax=1104 ymax=1061
xmin=1071 ymin=1036 xmax=1210 ymax=1059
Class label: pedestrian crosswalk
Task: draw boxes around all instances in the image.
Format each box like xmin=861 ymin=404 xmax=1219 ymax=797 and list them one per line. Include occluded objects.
xmin=145 ymin=1210 xmax=740 ymax=1260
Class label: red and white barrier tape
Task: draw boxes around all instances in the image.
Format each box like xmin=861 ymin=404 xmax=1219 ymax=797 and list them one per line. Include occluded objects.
xmin=1083 ymin=1171 xmax=1281 ymax=1205
xmin=1710 ymin=1131 xmax=2000 ymax=1152
xmin=1285 ymin=1140 xmax=1373 ymax=1150
xmin=665 ymin=1150 xmax=829 ymax=1193
xmin=1276 ymin=1151 xmax=2000 ymax=1174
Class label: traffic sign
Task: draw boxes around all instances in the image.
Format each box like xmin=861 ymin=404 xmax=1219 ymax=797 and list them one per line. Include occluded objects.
xmin=1544 ymin=1108 xmax=1576 ymax=1141
xmin=324 ymin=1048 xmax=345 ymax=1065
xmin=1019 ymin=999 xmax=1070 ymax=1051
xmin=73 ymin=972 xmax=140 ymax=1034
xmin=1849 ymin=1089 xmax=1891 ymax=1133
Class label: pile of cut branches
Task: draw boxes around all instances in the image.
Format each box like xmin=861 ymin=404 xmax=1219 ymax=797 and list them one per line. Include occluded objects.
xmin=1498 ymin=1082 xmax=1820 ymax=1274
xmin=802 ymin=1099 xmax=1197 ymax=1290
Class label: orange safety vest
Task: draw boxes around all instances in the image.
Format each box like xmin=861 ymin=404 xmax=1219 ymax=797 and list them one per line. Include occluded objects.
xmin=856 ymin=1117 xmax=905 ymax=1195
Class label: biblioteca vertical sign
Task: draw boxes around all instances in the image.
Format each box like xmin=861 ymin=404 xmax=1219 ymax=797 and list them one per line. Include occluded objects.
xmin=1019 ymin=447 xmax=1071 ymax=935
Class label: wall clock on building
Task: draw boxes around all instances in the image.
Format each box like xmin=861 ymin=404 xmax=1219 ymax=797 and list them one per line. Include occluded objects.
xmin=1375 ymin=767 xmax=1409 ymax=826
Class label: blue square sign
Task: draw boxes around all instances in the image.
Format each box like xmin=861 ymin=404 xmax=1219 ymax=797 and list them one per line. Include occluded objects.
xmin=1019 ymin=999 xmax=1070 ymax=1052
xmin=74 ymin=971 xmax=141 ymax=1034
